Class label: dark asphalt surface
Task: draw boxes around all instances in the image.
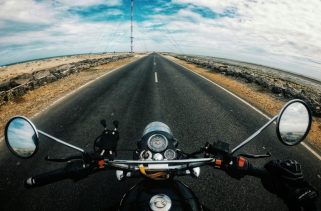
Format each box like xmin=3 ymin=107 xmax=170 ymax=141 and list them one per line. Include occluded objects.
xmin=0 ymin=53 xmax=320 ymax=210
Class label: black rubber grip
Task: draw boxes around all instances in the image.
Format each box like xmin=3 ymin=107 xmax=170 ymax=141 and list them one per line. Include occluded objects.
xmin=247 ymin=166 xmax=269 ymax=178
xmin=24 ymin=167 xmax=68 ymax=188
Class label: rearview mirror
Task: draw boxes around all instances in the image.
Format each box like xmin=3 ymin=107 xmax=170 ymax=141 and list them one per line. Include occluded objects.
xmin=5 ymin=116 xmax=39 ymax=158
xmin=276 ymin=100 xmax=312 ymax=146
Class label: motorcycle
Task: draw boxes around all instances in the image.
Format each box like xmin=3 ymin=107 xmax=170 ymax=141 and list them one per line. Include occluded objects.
xmin=3 ymin=99 xmax=313 ymax=210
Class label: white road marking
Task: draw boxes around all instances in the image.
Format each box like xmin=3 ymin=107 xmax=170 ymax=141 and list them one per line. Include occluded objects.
xmin=301 ymin=142 xmax=321 ymax=160
xmin=0 ymin=56 xmax=146 ymax=143
xmin=169 ymin=58 xmax=321 ymax=161
xmin=155 ymin=72 xmax=158 ymax=83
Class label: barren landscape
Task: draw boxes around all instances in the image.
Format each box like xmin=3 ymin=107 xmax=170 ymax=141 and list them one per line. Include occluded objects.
xmin=0 ymin=53 xmax=127 ymax=82
xmin=164 ymin=54 xmax=321 ymax=153
xmin=0 ymin=53 xmax=144 ymax=136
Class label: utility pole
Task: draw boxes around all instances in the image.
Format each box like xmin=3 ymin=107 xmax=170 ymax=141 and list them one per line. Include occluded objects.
xmin=130 ymin=0 xmax=134 ymax=53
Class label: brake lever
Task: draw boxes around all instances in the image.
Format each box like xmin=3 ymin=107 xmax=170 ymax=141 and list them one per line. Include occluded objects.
xmin=187 ymin=149 xmax=204 ymax=158
xmin=238 ymin=152 xmax=271 ymax=159
xmin=45 ymin=155 xmax=83 ymax=162
xmin=176 ymin=149 xmax=192 ymax=158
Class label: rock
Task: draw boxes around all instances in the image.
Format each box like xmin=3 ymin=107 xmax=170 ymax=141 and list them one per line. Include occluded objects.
xmin=271 ymin=86 xmax=283 ymax=94
xmin=33 ymin=70 xmax=50 ymax=80
xmin=0 ymin=91 xmax=6 ymax=104
xmin=218 ymin=65 xmax=228 ymax=71
xmin=0 ymin=80 xmax=12 ymax=91
xmin=9 ymin=73 xmax=33 ymax=88
xmin=173 ymin=54 xmax=321 ymax=116
xmin=0 ymin=54 xmax=133 ymax=105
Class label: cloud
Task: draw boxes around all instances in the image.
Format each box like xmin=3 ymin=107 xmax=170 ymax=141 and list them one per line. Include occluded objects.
xmin=0 ymin=0 xmax=320 ymax=80
xmin=0 ymin=0 xmax=57 ymax=24
xmin=57 ymin=0 xmax=122 ymax=7
xmin=143 ymin=0 xmax=321 ymax=79
xmin=68 ymin=4 xmax=124 ymax=22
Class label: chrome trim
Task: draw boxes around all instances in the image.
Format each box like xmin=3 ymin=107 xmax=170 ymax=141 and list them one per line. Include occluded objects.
xmin=150 ymin=194 xmax=172 ymax=211
xmin=110 ymin=162 xmax=211 ymax=171
xmin=231 ymin=115 xmax=278 ymax=154
xmin=38 ymin=130 xmax=85 ymax=153
xmin=164 ymin=149 xmax=176 ymax=160
xmin=143 ymin=122 xmax=172 ymax=136
xmin=153 ymin=153 xmax=163 ymax=160
xmin=109 ymin=158 xmax=213 ymax=164
xmin=147 ymin=134 xmax=168 ymax=152
xmin=140 ymin=150 xmax=152 ymax=160
xmin=192 ymin=167 xmax=201 ymax=177
xmin=276 ymin=99 xmax=312 ymax=146
xmin=5 ymin=116 xmax=40 ymax=159
xmin=116 ymin=170 xmax=124 ymax=181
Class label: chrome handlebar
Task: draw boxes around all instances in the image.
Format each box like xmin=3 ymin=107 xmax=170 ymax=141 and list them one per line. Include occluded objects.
xmin=105 ymin=158 xmax=215 ymax=171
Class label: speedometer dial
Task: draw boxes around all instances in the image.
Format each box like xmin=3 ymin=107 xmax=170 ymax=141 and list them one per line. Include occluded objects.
xmin=147 ymin=134 xmax=168 ymax=152
xmin=164 ymin=149 xmax=176 ymax=160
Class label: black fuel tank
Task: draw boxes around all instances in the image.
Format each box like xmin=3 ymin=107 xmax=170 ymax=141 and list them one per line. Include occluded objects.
xmin=119 ymin=179 xmax=202 ymax=211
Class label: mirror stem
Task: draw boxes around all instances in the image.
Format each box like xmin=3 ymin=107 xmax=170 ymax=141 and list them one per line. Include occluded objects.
xmin=37 ymin=130 xmax=85 ymax=153
xmin=231 ymin=115 xmax=278 ymax=154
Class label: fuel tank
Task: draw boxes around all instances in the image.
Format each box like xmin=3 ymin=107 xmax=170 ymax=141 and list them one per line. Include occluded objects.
xmin=119 ymin=179 xmax=202 ymax=211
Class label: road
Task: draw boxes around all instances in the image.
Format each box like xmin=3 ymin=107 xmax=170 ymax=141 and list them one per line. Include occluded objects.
xmin=0 ymin=53 xmax=320 ymax=210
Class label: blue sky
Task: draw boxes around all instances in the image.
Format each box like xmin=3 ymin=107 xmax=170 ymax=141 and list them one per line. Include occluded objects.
xmin=0 ymin=0 xmax=320 ymax=80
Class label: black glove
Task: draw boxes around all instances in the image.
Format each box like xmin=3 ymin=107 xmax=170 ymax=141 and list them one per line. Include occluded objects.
xmin=262 ymin=160 xmax=319 ymax=211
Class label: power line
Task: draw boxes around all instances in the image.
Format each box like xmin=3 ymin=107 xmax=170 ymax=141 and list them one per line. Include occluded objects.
xmin=130 ymin=0 xmax=134 ymax=53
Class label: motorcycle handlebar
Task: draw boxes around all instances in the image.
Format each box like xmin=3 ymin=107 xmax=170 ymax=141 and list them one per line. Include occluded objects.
xmin=24 ymin=167 xmax=68 ymax=188
xmin=23 ymin=157 xmax=269 ymax=188
xmin=24 ymin=160 xmax=92 ymax=188
xmin=247 ymin=165 xmax=269 ymax=178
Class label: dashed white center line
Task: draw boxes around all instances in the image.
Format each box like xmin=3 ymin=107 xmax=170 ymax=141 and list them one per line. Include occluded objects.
xmin=155 ymin=72 xmax=158 ymax=83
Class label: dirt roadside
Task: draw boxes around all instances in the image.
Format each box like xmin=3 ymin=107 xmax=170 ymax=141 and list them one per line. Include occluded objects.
xmin=165 ymin=55 xmax=321 ymax=154
xmin=0 ymin=54 xmax=145 ymax=136
xmin=0 ymin=53 xmax=127 ymax=82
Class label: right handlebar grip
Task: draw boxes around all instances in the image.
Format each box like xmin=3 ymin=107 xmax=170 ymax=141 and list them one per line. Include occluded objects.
xmin=24 ymin=167 xmax=68 ymax=188
xmin=247 ymin=166 xmax=269 ymax=178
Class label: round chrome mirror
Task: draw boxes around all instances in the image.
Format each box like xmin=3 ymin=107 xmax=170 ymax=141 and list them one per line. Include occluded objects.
xmin=5 ymin=116 xmax=39 ymax=158
xmin=276 ymin=100 xmax=312 ymax=146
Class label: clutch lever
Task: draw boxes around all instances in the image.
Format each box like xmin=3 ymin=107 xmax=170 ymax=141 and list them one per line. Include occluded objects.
xmin=238 ymin=152 xmax=271 ymax=159
xmin=45 ymin=155 xmax=83 ymax=162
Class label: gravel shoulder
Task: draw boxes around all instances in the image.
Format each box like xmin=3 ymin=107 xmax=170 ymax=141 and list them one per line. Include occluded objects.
xmin=0 ymin=54 xmax=144 ymax=135
xmin=165 ymin=55 xmax=321 ymax=153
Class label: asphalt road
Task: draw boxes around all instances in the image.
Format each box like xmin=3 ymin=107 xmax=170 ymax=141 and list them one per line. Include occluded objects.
xmin=0 ymin=53 xmax=320 ymax=210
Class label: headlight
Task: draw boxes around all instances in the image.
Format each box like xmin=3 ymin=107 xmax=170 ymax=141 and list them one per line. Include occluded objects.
xmin=147 ymin=134 xmax=168 ymax=152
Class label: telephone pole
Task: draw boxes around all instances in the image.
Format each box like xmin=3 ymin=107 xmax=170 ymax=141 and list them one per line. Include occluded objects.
xmin=130 ymin=0 xmax=134 ymax=53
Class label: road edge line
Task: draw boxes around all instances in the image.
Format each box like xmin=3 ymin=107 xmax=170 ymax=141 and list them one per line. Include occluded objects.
xmin=165 ymin=56 xmax=321 ymax=161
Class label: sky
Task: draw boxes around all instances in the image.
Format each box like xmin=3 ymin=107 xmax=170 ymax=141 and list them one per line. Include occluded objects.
xmin=0 ymin=0 xmax=320 ymax=80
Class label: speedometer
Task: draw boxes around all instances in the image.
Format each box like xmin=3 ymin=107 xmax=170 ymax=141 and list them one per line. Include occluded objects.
xmin=147 ymin=134 xmax=168 ymax=152
xmin=164 ymin=149 xmax=176 ymax=160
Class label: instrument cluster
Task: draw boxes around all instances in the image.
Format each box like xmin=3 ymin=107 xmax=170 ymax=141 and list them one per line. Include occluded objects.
xmin=139 ymin=134 xmax=177 ymax=160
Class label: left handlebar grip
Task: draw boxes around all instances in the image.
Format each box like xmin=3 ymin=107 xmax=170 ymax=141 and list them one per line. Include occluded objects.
xmin=24 ymin=168 xmax=68 ymax=188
